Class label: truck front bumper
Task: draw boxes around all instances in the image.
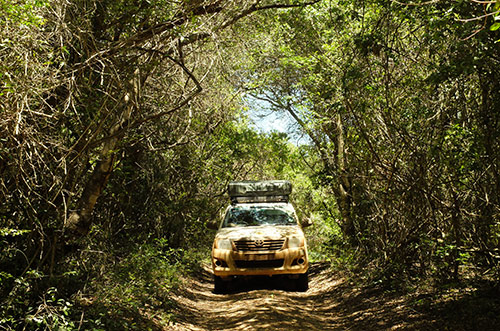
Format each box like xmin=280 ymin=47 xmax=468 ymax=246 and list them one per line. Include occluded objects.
xmin=212 ymin=247 xmax=308 ymax=277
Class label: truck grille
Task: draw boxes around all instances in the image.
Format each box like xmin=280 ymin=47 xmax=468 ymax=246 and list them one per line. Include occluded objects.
xmin=233 ymin=239 xmax=285 ymax=252
xmin=234 ymin=259 xmax=284 ymax=269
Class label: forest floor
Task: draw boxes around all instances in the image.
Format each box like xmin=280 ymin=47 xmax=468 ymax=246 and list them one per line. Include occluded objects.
xmin=164 ymin=263 xmax=500 ymax=331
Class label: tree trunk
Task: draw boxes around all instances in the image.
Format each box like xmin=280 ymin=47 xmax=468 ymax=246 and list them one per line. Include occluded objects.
xmin=334 ymin=113 xmax=355 ymax=240
xmin=64 ymin=69 xmax=140 ymax=240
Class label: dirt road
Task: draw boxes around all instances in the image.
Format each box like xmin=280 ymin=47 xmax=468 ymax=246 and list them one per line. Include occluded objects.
xmin=168 ymin=263 xmax=438 ymax=330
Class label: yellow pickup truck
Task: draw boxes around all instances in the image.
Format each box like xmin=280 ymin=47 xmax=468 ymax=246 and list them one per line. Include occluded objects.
xmin=210 ymin=180 xmax=310 ymax=293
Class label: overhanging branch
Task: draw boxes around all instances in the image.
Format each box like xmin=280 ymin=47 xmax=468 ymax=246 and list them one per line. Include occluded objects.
xmin=89 ymin=54 xmax=203 ymax=147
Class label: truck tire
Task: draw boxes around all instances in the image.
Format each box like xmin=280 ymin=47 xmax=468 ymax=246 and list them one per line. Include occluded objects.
xmin=296 ymin=272 xmax=308 ymax=292
xmin=214 ymin=276 xmax=227 ymax=294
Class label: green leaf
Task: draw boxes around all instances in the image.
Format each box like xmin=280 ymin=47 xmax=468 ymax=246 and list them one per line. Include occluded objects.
xmin=490 ymin=22 xmax=500 ymax=31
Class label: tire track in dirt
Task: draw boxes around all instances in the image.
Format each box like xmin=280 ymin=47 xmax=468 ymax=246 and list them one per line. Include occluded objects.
xmin=167 ymin=263 xmax=435 ymax=331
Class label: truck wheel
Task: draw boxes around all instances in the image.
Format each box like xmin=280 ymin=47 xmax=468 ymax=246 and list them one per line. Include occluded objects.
xmin=296 ymin=272 xmax=308 ymax=292
xmin=214 ymin=276 xmax=227 ymax=294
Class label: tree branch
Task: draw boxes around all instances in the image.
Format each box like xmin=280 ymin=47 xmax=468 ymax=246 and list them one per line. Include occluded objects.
xmin=89 ymin=54 xmax=203 ymax=147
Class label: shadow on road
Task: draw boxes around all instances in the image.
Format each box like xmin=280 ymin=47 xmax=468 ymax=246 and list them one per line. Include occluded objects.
xmin=169 ymin=263 xmax=500 ymax=331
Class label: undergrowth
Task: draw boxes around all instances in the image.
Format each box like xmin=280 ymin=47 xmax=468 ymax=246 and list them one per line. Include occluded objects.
xmin=0 ymin=236 xmax=205 ymax=330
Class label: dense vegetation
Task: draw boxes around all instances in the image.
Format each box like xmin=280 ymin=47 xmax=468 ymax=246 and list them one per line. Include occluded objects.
xmin=1 ymin=0 xmax=499 ymax=329
xmin=243 ymin=0 xmax=500 ymax=283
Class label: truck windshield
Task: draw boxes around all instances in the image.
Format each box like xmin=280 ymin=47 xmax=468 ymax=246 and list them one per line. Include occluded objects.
xmin=223 ymin=206 xmax=297 ymax=227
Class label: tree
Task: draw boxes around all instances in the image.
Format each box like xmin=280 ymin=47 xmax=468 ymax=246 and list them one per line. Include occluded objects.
xmin=238 ymin=0 xmax=500 ymax=281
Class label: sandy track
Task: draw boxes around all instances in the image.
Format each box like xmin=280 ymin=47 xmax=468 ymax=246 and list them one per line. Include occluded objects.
xmin=168 ymin=263 xmax=433 ymax=331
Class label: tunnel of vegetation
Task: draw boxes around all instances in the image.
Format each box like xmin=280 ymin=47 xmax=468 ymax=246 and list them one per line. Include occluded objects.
xmin=1 ymin=0 xmax=499 ymax=329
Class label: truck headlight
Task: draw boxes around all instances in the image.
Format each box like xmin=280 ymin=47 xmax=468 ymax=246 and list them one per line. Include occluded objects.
xmin=288 ymin=236 xmax=302 ymax=248
xmin=217 ymin=239 xmax=232 ymax=250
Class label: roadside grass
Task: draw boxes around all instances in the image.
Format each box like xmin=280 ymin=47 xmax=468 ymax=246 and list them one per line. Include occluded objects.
xmin=73 ymin=238 xmax=201 ymax=330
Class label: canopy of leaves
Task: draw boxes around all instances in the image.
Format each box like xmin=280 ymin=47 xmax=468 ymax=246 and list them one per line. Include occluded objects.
xmin=1 ymin=0 xmax=500 ymax=329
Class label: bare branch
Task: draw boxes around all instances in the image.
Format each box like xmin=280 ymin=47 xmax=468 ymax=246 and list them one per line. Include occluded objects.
xmin=459 ymin=9 xmax=500 ymax=22
xmin=390 ymin=0 xmax=440 ymax=5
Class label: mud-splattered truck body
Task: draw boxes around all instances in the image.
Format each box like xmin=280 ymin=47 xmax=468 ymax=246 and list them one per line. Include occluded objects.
xmin=211 ymin=180 xmax=309 ymax=292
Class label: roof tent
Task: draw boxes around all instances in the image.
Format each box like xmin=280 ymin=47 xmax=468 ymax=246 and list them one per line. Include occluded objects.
xmin=228 ymin=180 xmax=292 ymax=203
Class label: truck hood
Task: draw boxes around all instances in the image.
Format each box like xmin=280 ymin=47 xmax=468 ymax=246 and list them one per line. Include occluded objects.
xmin=215 ymin=225 xmax=304 ymax=241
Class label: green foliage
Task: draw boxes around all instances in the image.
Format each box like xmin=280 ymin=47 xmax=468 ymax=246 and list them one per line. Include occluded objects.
xmin=78 ymin=238 xmax=182 ymax=330
xmin=237 ymin=0 xmax=500 ymax=286
xmin=0 ymin=228 xmax=30 ymax=237
xmin=24 ymin=287 xmax=75 ymax=330
xmin=0 ymin=0 xmax=47 ymax=26
xmin=0 ymin=271 xmax=76 ymax=330
xmin=487 ymin=1 xmax=500 ymax=32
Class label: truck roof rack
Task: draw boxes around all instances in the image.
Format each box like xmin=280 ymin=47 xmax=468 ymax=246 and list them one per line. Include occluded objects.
xmin=228 ymin=180 xmax=292 ymax=204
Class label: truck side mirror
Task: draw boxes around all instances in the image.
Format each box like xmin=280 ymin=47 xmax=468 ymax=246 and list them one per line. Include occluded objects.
xmin=206 ymin=220 xmax=219 ymax=230
xmin=300 ymin=218 xmax=313 ymax=228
